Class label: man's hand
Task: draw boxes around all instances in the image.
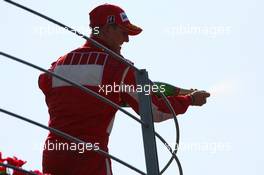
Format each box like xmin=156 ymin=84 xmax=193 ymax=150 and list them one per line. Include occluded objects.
xmin=189 ymin=90 xmax=210 ymax=106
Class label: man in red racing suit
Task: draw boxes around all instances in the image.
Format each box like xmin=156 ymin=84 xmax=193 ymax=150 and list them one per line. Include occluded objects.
xmin=39 ymin=4 xmax=210 ymax=175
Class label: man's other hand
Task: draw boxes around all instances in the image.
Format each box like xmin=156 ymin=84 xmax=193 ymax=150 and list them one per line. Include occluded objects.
xmin=189 ymin=90 xmax=210 ymax=106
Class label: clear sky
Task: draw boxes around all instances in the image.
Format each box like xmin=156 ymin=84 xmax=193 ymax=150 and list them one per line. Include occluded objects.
xmin=0 ymin=0 xmax=263 ymax=174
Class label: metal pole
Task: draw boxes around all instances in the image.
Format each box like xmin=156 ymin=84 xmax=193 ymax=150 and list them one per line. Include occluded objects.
xmin=136 ymin=69 xmax=160 ymax=175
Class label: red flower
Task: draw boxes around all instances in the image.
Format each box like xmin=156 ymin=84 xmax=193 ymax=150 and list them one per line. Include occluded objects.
xmin=0 ymin=152 xmax=51 ymax=175
xmin=5 ymin=156 xmax=27 ymax=175
xmin=5 ymin=156 xmax=26 ymax=167
xmin=0 ymin=151 xmax=7 ymax=173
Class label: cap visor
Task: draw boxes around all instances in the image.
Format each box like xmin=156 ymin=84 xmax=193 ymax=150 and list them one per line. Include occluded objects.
xmin=119 ymin=23 xmax=142 ymax=36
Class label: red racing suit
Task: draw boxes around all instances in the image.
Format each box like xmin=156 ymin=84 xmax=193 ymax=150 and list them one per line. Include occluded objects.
xmin=39 ymin=38 xmax=192 ymax=175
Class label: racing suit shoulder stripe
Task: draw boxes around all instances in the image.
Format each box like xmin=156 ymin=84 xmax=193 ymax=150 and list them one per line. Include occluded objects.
xmin=77 ymin=53 xmax=84 ymax=64
xmin=69 ymin=52 xmax=75 ymax=65
xmin=121 ymin=67 xmax=130 ymax=83
xmin=94 ymin=53 xmax=100 ymax=64
xmin=71 ymin=53 xmax=82 ymax=65
xmin=63 ymin=53 xmax=73 ymax=65
xmin=88 ymin=52 xmax=97 ymax=64
xmin=79 ymin=53 xmax=90 ymax=64
xmin=97 ymin=53 xmax=108 ymax=65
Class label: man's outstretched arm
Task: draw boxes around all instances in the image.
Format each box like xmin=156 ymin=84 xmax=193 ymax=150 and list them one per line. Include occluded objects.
xmin=120 ymin=67 xmax=210 ymax=122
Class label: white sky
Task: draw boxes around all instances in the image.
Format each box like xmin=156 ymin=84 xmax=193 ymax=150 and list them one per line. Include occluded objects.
xmin=0 ymin=0 xmax=263 ymax=174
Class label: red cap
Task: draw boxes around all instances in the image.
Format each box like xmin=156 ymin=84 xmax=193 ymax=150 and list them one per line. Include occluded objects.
xmin=89 ymin=4 xmax=142 ymax=36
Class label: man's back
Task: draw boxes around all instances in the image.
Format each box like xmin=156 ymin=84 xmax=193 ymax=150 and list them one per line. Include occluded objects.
xmin=39 ymin=40 xmax=130 ymax=174
xmin=39 ymin=41 xmax=127 ymax=142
